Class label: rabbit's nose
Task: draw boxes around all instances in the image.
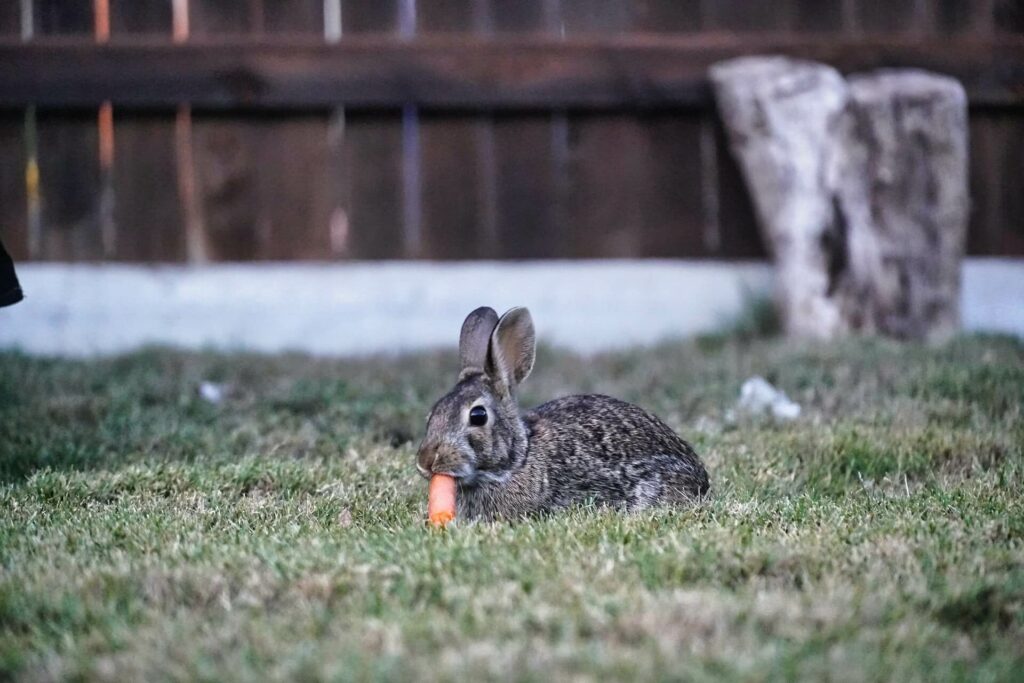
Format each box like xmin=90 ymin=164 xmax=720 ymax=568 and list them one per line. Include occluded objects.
xmin=416 ymin=445 xmax=438 ymax=477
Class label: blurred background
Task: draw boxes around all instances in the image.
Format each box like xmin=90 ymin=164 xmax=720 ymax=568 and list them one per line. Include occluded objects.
xmin=0 ymin=0 xmax=1022 ymax=354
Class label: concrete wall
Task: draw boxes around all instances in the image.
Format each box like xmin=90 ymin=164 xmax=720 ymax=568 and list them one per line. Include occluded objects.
xmin=1 ymin=259 xmax=1021 ymax=356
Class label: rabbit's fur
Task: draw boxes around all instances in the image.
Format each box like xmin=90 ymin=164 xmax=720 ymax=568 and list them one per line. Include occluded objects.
xmin=416 ymin=306 xmax=710 ymax=520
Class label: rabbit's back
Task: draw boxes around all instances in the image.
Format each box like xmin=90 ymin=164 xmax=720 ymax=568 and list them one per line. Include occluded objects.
xmin=527 ymin=394 xmax=709 ymax=510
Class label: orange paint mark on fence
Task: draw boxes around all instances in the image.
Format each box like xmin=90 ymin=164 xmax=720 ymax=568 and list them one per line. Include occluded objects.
xmin=98 ymin=102 xmax=114 ymax=169
xmin=95 ymin=0 xmax=113 ymax=168
xmin=25 ymin=158 xmax=39 ymax=204
xmin=173 ymin=0 xmax=190 ymax=43
xmin=94 ymin=0 xmax=110 ymax=42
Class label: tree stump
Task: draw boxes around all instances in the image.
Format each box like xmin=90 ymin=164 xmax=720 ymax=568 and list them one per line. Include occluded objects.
xmin=711 ymin=58 xmax=970 ymax=342
xmin=710 ymin=57 xmax=849 ymax=339
xmin=836 ymin=70 xmax=969 ymax=341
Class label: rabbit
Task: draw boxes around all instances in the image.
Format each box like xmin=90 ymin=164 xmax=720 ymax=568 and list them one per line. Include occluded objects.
xmin=415 ymin=306 xmax=710 ymax=521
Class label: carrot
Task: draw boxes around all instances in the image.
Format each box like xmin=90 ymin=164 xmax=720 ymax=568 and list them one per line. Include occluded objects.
xmin=428 ymin=474 xmax=456 ymax=527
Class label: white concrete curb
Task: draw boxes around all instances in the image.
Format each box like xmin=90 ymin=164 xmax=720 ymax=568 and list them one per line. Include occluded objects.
xmin=0 ymin=259 xmax=1020 ymax=356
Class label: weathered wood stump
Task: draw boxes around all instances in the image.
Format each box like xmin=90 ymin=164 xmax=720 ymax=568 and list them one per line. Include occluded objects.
xmin=837 ymin=70 xmax=969 ymax=341
xmin=711 ymin=58 xmax=969 ymax=341
xmin=710 ymin=57 xmax=849 ymax=339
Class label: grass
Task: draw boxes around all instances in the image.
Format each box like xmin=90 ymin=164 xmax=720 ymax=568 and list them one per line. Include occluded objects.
xmin=0 ymin=334 xmax=1022 ymax=681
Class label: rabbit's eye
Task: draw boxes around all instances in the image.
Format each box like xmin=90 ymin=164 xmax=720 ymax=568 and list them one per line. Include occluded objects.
xmin=469 ymin=406 xmax=488 ymax=427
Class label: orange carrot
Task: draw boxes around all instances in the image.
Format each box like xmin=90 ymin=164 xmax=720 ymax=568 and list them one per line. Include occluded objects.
xmin=428 ymin=474 xmax=456 ymax=527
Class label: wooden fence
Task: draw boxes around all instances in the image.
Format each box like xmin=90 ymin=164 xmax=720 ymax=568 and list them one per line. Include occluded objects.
xmin=1 ymin=0 xmax=1022 ymax=263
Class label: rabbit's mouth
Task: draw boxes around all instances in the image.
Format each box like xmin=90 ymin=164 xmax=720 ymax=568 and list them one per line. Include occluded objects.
xmin=415 ymin=458 xmax=510 ymax=489
xmin=415 ymin=458 xmax=477 ymax=482
xmin=416 ymin=440 xmax=481 ymax=481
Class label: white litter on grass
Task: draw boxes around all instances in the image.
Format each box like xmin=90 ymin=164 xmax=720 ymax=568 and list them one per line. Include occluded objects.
xmin=198 ymin=381 xmax=226 ymax=405
xmin=736 ymin=376 xmax=802 ymax=422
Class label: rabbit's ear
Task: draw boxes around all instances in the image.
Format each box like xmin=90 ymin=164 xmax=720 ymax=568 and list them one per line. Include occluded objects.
xmin=459 ymin=306 xmax=500 ymax=375
xmin=488 ymin=307 xmax=536 ymax=390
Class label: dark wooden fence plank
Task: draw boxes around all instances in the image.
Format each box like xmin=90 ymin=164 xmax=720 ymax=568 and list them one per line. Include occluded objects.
xmin=563 ymin=5 xmax=708 ymax=259
xmin=417 ymin=2 xmax=508 ymax=260
xmin=189 ymin=1 xmax=336 ymax=261
xmin=265 ymin=0 xmax=324 ymax=35
xmin=562 ymin=3 xmax=630 ymax=259
xmin=190 ymin=116 xmax=252 ymax=259
xmin=631 ymin=0 xmax=703 ymax=32
xmin=0 ymin=10 xmax=22 ymax=257
xmin=108 ymin=3 xmax=182 ymax=262
xmin=713 ymin=117 xmax=766 ymax=259
xmin=560 ymin=0 xmax=635 ymax=34
xmin=794 ymin=0 xmax=846 ymax=32
xmin=112 ymin=113 xmax=184 ymax=261
xmin=256 ymin=114 xmax=333 ymax=259
xmin=563 ymin=7 xmax=663 ymax=258
xmin=3 ymin=38 xmax=1024 ymax=109
xmin=492 ymin=113 xmax=562 ymax=258
xmin=338 ymin=1 xmax=406 ymax=259
xmin=562 ymin=112 xmax=709 ymax=258
xmin=856 ymin=0 xmax=920 ymax=33
xmin=33 ymin=0 xmax=92 ymax=35
xmin=489 ymin=1 xmax=565 ymax=259
xmin=111 ymin=0 xmax=172 ymax=35
xmin=341 ymin=0 xmax=399 ymax=34
xmin=564 ymin=113 xmax=646 ymax=257
xmin=31 ymin=3 xmax=101 ymax=261
xmin=935 ymin=0 xmax=978 ymax=33
xmin=35 ymin=111 xmax=102 ymax=260
xmin=995 ymin=0 xmax=1024 ymax=33
xmin=418 ymin=3 xmax=489 ymax=259
xmin=418 ymin=0 xmax=475 ymax=34
xmin=491 ymin=2 xmax=550 ymax=35
xmin=341 ymin=111 xmax=405 ymax=258
xmin=969 ymin=115 xmax=1000 ymax=255
xmin=191 ymin=0 xmax=255 ymax=37
xmin=257 ymin=1 xmax=333 ymax=260
xmin=188 ymin=3 xmax=250 ymax=260
xmin=419 ymin=113 xmax=487 ymax=259
xmin=636 ymin=113 xmax=708 ymax=257
xmin=707 ymin=0 xmax=793 ymax=32
xmin=0 ymin=3 xmax=21 ymax=35
xmin=0 ymin=114 xmax=28 ymax=260
xmin=998 ymin=117 xmax=1024 ymax=253
xmin=969 ymin=112 xmax=1024 ymax=255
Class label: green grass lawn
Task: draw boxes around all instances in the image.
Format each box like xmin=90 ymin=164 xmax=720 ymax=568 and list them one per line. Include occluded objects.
xmin=1 ymin=335 xmax=1022 ymax=681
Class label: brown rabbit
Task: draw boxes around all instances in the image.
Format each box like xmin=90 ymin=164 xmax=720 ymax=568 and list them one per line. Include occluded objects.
xmin=416 ymin=307 xmax=710 ymax=520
